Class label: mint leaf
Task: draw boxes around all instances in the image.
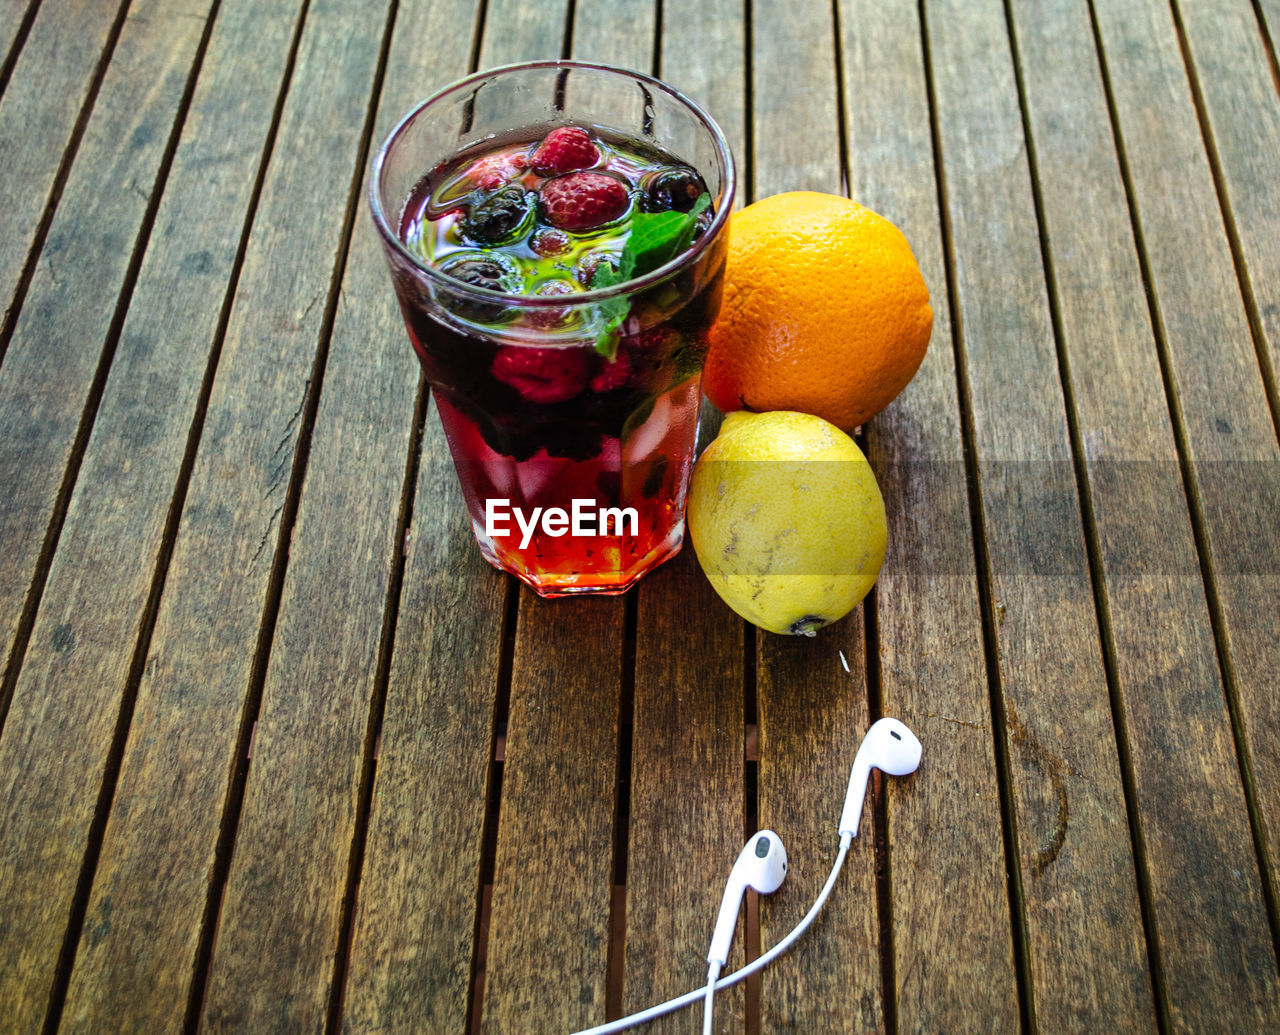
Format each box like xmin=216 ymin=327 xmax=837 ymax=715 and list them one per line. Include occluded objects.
xmin=590 ymin=262 xmax=629 ymax=360
xmin=621 ymin=193 xmax=711 ymax=280
xmin=590 ymin=192 xmax=711 ymax=358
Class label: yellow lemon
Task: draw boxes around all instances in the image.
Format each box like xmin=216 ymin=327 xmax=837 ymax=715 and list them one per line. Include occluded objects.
xmin=687 ymin=410 xmax=887 ymax=635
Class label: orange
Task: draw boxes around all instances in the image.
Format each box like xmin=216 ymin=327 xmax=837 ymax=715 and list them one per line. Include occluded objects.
xmin=703 ymin=192 xmax=933 ymax=430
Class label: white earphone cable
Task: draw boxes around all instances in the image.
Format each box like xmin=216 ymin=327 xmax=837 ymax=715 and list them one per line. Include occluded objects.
xmin=571 ymin=833 xmax=853 ymax=1035
xmin=700 ymin=962 xmax=720 ymax=1035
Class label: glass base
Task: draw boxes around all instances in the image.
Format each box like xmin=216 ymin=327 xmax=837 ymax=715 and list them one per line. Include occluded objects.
xmin=471 ymin=518 xmax=686 ymax=597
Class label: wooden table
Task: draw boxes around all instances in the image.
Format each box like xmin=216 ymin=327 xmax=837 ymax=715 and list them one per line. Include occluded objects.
xmin=2 ymin=0 xmax=1279 ymax=1030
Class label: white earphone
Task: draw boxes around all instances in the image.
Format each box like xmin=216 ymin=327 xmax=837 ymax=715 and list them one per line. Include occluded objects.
xmin=707 ymin=829 xmax=788 ymax=967
xmin=839 ymin=717 xmax=923 ymax=837
xmin=701 ymin=830 xmax=788 ymax=1033
xmin=575 ymin=717 xmax=922 ymax=1035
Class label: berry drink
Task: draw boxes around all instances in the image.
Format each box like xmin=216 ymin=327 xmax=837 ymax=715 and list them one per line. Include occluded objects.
xmin=370 ymin=63 xmax=734 ymax=595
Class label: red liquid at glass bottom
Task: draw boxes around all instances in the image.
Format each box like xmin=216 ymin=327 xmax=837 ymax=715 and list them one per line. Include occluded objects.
xmin=431 ymin=377 xmax=701 ymax=595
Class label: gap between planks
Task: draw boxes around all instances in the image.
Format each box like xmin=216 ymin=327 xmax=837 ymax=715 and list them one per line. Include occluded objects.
xmin=1088 ymin=0 xmax=1280 ymax=981
xmin=1000 ymin=1 xmax=1170 ymax=1027
xmin=0 ymin=0 xmax=132 ymax=366
xmin=181 ymin=0 xmax=405 ymax=1023
xmin=915 ymin=1 xmax=1037 ymax=1030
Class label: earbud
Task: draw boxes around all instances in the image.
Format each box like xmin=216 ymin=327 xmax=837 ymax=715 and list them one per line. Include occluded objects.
xmin=574 ymin=721 xmax=925 ymax=1035
xmin=706 ymin=829 xmax=788 ymax=966
xmin=838 ymin=717 xmax=922 ymax=837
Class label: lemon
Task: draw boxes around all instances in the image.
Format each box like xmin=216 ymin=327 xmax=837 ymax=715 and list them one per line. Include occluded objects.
xmin=687 ymin=410 xmax=887 ymax=635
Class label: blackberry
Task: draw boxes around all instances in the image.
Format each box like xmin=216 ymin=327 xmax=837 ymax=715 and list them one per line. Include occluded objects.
xmin=439 ymin=254 xmax=522 ymax=323
xmin=644 ymin=167 xmax=707 ymax=213
xmin=460 ymin=186 xmax=534 ymax=245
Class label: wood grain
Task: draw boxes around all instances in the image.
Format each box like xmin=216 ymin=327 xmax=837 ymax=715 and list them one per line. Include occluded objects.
xmin=469 ymin=8 xmax=626 ymax=1033
xmin=478 ymin=0 xmax=569 ymax=69
xmin=51 ymin=0 xmax=313 ymax=1028
xmin=1 ymin=0 xmax=392 ymax=1027
xmin=572 ymin=0 xmax=656 ymax=73
xmin=839 ymin=0 xmax=1021 ymax=1029
xmin=750 ymin=0 xmax=842 ymax=201
xmin=661 ymin=0 xmax=747 ymax=216
xmin=340 ymin=416 xmax=506 ymax=1035
xmin=1175 ymin=0 xmax=1280 ymax=397
xmin=1088 ymin=0 xmax=1280 ymax=1024
xmin=747 ymin=2 xmax=883 ymax=1031
xmin=0 ymin=0 xmax=225 ymax=1028
xmin=480 ymin=592 xmax=625 ymax=1033
xmin=1172 ymin=0 xmax=1280 ymax=920
xmin=1 ymin=1 xmax=1278 ymax=1030
xmin=563 ymin=10 xmax=750 ymax=1034
xmin=337 ymin=0 xmax=494 ymax=1030
xmin=0 ymin=0 xmax=211 ymax=700
xmin=624 ymin=549 xmax=747 ymax=1034
xmin=1009 ymin=0 xmax=1280 ymax=1027
xmin=168 ymin=1 xmax=395 ymax=1028
xmin=924 ymin=0 xmax=1155 ymax=1026
xmin=0 ymin=0 xmax=39 ymax=87
xmin=0 ymin=0 xmax=128 ymax=330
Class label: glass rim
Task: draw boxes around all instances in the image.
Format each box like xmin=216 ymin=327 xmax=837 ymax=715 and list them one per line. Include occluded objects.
xmin=367 ymin=59 xmax=736 ymax=309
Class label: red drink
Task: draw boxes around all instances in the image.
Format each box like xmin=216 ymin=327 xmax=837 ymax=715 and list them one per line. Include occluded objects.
xmin=370 ymin=63 xmax=734 ymax=595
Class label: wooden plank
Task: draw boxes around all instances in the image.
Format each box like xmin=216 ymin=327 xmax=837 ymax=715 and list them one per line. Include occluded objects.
xmin=477 ymin=8 xmax=625 ymax=1032
xmin=757 ymin=629 xmax=880 ymax=1033
xmin=1 ymin=0 xmax=387 ymax=1026
xmin=336 ymin=0 xmax=495 ymax=1030
xmin=478 ymin=0 xmax=568 ymax=69
xmin=1258 ymin=2 xmax=1280 ymax=83
xmin=145 ymin=1 xmax=396 ymax=1029
xmin=624 ymin=551 xmax=747 ymax=1033
xmin=745 ymin=2 xmax=885 ymax=1031
xmin=1175 ymin=0 xmax=1280 ymax=393
xmin=562 ymin=10 xmax=750 ymax=1033
xmin=571 ymin=0 xmax=656 ymax=72
xmin=0 ymin=0 xmax=209 ymax=700
xmin=1174 ymin=0 xmax=1280 ymax=911
xmin=340 ymin=421 xmax=506 ymax=1035
xmin=924 ymin=0 xmax=1156 ymax=1026
xmin=1010 ymin=0 xmax=1280 ymax=1027
xmin=750 ymin=0 xmax=842 ymax=200
xmin=480 ymin=593 xmax=624 ymax=1032
xmin=0 ymin=0 xmax=40 ymax=87
xmin=660 ymin=0 xmax=747 ymax=215
xmin=1087 ymin=0 xmax=1280 ymax=1024
xmin=51 ymin=0 xmax=313 ymax=1028
xmin=0 ymin=0 xmax=128 ymax=331
xmin=838 ymin=0 xmax=1021 ymax=1029
xmin=0 ymin=0 xmax=223 ymax=1028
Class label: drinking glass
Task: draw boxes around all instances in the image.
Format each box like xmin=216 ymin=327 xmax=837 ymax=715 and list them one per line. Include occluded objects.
xmin=369 ymin=61 xmax=734 ymax=595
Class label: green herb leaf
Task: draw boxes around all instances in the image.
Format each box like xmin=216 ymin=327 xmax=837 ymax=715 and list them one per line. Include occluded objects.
xmin=590 ymin=262 xmax=630 ymax=360
xmin=590 ymin=192 xmax=711 ymax=357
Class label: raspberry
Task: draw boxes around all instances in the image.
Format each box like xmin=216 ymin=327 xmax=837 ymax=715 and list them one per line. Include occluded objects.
xmin=530 ymin=126 xmax=600 ymax=175
xmin=528 ymin=280 xmax=578 ymax=329
xmin=590 ymin=351 xmax=632 ymax=392
xmin=465 ymin=149 xmax=528 ymax=190
xmin=530 ymin=227 xmax=571 ymax=257
xmin=540 ymin=172 xmax=630 ymax=231
xmin=492 ymin=345 xmax=590 ymax=404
